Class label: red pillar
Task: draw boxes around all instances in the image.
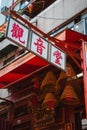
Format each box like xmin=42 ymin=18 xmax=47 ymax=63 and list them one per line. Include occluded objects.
xmin=11 ymin=0 xmax=14 ymax=10
xmin=81 ymin=40 xmax=87 ymax=118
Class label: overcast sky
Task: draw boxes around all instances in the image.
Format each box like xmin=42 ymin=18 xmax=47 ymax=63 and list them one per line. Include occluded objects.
xmin=0 ymin=0 xmax=1 ymax=6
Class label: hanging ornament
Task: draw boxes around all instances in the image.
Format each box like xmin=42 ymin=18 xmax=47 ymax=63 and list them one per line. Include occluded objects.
xmin=32 ymin=77 xmax=40 ymax=89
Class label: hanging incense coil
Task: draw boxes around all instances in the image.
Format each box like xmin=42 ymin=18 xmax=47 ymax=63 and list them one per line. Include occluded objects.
xmin=59 ymin=84 xmax=79 ymax=105
xmin=66 ymin=63 xmax=81 ymax=97
xmin=42 ymin=93 xmax=57 ymax=110
xmin=40 ymin=71 xmax=57 ymax=93
xmin=55 ymin=63 xmax=77 ymax=94
xmin=55 ymin=70 xmax=67 ymax=95
xmin=66 ymin=63 xmax=76 ymax=77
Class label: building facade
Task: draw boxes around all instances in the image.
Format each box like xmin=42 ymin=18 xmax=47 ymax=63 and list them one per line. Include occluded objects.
xmin=0 ymin=0 xmax=87 ymax=130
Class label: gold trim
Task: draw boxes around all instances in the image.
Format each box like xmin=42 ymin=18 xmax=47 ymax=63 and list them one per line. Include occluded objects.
xmin=65 ymin=123 xmax=72 ymax=130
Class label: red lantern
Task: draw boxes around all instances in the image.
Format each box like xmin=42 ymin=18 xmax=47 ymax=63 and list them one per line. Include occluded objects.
xmin=32 ymin=77 xmax=40 ymax=89
xmin=42 ymin=93 xmax=57 ymax=110
xmin=28 ymin=4 xmax=34 ymax=13
xmin=48 ymin=100 xmax=55 ymax=109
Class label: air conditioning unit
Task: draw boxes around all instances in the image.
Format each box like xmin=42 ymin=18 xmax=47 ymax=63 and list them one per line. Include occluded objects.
xmin=1 ymin=6 xmax=9 ymax=16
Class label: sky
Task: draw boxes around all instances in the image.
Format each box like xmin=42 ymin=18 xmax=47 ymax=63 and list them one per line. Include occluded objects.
xmin=0 ymin=0 xmax=1 ymax=7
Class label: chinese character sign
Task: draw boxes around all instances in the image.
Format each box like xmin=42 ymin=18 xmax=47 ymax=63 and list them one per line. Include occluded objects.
xmin=7 ymin=18 xmax=66 ymax=71
xmin=7 ymin=18 xmax=29 ymax=48
xmin=30 ymin=32 xmax=48 ymax=60
xmin=50 ymin=45 xmax=66 ymax=70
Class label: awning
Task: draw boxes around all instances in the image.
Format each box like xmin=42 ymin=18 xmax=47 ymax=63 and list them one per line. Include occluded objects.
xmin=0 ymin=53 xmax=49 ymax=88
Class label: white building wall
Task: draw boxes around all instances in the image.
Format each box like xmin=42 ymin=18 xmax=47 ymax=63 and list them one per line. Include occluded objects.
xmin=31 ymin=0 xmax=87 ymax=33
xmin=0 ymin=14 xmax=5 ymax=25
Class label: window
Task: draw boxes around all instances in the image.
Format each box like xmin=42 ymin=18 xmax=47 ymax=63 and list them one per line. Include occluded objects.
xmin=50 ymin=21 xmax=74 ymax=37
xmin=0 ymin=112 xmax=8 ymax=119
xmin=85 ymin=18 xmax=87 ymax=35
xmin=50 ymin=13 xmax=87 ymax=36
xmin=74 ymin=19 xmax=85 ymax=34
xmin=20 ymin=0 xmax=29 ymax=10
xmin=3 ymin=55 xmax=15 ymax=66
xmin=74 ymin=15 xmax=81 ymax=24
xmin=14 ymin=104 xmax=28 ymax=118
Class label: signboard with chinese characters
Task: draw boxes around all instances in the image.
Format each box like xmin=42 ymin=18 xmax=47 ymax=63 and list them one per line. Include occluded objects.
xmin=6 ymin=17 xmax=66 ymax=71
xmin=49 ymin=44 xmax=66 ymax=70
xmin=29 ymin=32 xmax=49 ymax=60
xmin=28 ymin=31 xmax=66 ymax=70
xmin=7 ymin=17 xmax=29 ymax=48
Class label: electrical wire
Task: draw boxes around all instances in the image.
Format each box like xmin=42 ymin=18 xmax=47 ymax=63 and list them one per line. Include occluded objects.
xmin=38 ymin=16 xmax=68 ymax=20
xmin=38 ymin=16 xmax=86 ymax=21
